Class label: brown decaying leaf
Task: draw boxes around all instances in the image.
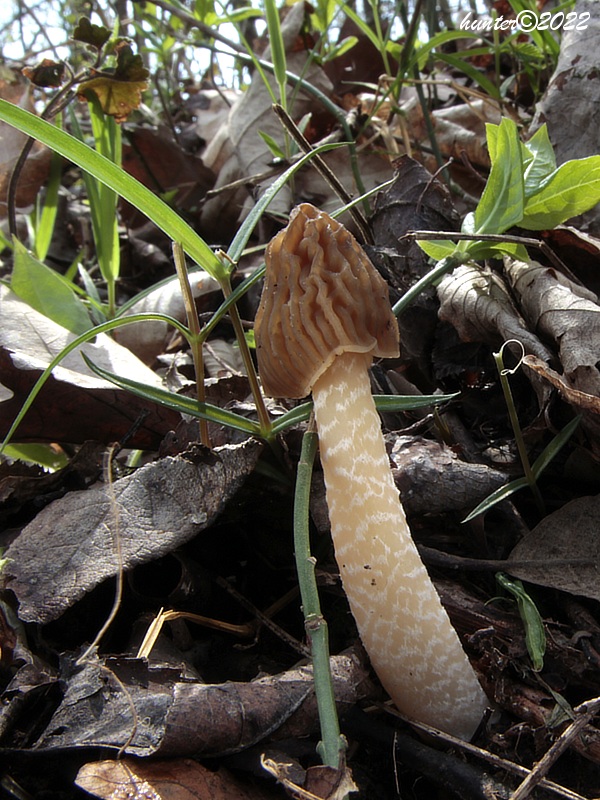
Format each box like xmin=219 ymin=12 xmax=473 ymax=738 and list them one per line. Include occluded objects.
xmin=121 ymin=126 xmax=215 ymax=230
xmin=77 ymin=77 xmax=148 ymax=123
xmin=5 ymin=440 xmax=262 ymax=624
xmin=505 ymin=257 xmax=600 ymax=391
xmin=0 ymin=285 xmax=180 ymax=447
xmin=523 ymin=355 xmax=600 ymax=414
xmin=506 ymin=495 xmax=600 ymax=603
xmin=532 ymin=0 xmax=600 ymax=233
xmin=437 ymin=263 xmax=553 ymax=361
xmin=76 ymin=757 xmax=279 ymax=800
xmin=262 ymin=756 xmax=357 ymax=800
xmin=200 ymin=3 xmax=338 ymax=237
xmin=0 ymin=70 xmax=51 ymax=216
xmin=35 ymin=651 xmax=370 ymax=757
xmin=388 ymin=435 xmax=508 ymax=515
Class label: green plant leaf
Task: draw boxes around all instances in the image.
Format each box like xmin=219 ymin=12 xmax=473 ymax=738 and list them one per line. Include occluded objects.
xmin=258 ymin=129 xmax=286 ymax=160
xmin=0 ymin=100 xmax=228 ymax=283
xmin=264 ymin=0 xmax=288 ymax=108
xmin=531 ymin=415 xmax=581 ymax=479
xmin=523 ymin=124 xmax=556 ymax=199
xmin=521 ymin=156 xmax=600 ymax=229
xmin=3 ymin=443 xmax=69 ymax=471
xmin=417 ymin=239 xmax=458 ymax=260
xmin=496 ymin=573 xmax=546 ymax=672
xmin=11 ymin=239 xmax=92 ymax=334
xmin=475 ymin=118 xmax=525 ymax=234
xmin=463 ymin=476 xmax=529 ymax=522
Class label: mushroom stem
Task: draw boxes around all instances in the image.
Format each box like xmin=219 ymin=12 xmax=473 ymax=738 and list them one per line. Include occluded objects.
xmin=312 ymin=351 xmax=489 ymax=741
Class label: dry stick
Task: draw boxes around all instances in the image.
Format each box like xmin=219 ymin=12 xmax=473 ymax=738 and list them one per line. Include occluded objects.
xmin=404 ymin=230 xmax=581 ymax=284
xmin=172 ymin=242 xmax=210 ymax=447
xmin=509 ymin=696 xmax=600 ymax=800
xmin=384 ymin=709 xmax=589 ymax=800
xmin=271 ymin=103 xmax=373 ymax=244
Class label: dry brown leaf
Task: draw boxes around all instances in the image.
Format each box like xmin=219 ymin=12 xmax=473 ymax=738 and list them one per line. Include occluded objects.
xmin=77 ymin=757 xmax=277 ymax=800
xmin=506 ymin=495 xmax=600 ymax=602
xmin=262 ymin=755 xmax=357 ymax=800
xmin=532 ymin=0 xmax=600 ymax=233
xmin=35 ymin=652 xmax=370 ymax=757
xmin=114 ymin=272 xmax=220 ymax=363
xmin=5 ymin=440 xmax=262 ymax=623
xmin=0 ymin=285 xmax=180 ymax=446
xmin=389 ymin=435 xmax=508 ymax=515
xmin=505 ymin=257 xmax=600 ymax=383
xmin=200 ymin=2 xmax=334 ymax=236
xmin=523 ymin=355 xmax=600 ymax=414
xmin=437 ymin=262 xmax=553 ymax=361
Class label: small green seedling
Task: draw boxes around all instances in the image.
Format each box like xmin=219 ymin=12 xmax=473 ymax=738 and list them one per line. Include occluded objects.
xmin=496 ymin=572 xmax=546 ymax=672
xmin=418 ymin=117 xmax=600 ymax=264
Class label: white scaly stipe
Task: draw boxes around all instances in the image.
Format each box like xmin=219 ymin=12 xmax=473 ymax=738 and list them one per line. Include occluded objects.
xmin=312 ymin=351 xmax=489 ymax=740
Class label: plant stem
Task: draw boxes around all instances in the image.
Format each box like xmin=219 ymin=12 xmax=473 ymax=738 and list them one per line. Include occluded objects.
xmin=173 ymin=242 xmax=210 ymax=447
xmin=293 ymin=417 xmax=345 ymax=770
xmin=217 ymin=271 xmax=272 ymax=439
xmin=494 ymin=345 xmax=545 ymax=515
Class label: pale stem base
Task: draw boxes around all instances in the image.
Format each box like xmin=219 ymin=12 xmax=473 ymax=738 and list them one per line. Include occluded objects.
xmin=312 ymin=352 xmax=489 ymax=740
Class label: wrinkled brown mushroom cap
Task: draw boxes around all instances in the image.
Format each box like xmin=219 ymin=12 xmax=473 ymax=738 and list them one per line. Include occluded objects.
xmin=255 ymin=203 xmax=400 ymax=399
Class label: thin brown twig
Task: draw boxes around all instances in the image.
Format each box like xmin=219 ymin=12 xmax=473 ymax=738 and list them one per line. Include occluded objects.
xmin=404 ymin=229 xmax=580 ymax=283
xmin=509 ymin=696 xmax=600 ymax=800
xmin=382 ymin=706 xmax=590 ymax=800
xmin=272 ymin=103 xmax=373 ymax=244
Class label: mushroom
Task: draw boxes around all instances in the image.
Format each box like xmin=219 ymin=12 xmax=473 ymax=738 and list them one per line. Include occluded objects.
xmin=254 ymin=203 xmax=489 ymax=740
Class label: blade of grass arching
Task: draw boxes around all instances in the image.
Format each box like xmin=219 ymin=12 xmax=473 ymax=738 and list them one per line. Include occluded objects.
xmin=392 ymin=253 xmax=467 ymax=317
xmin=0 ymin=312 xmax=191 ymax=453
xmin=226 ymin=141 xmax=346 ymax=264
xmin=0 ymin=100 xmax=228 ymax=284
xmin=336 ymin=0 xmax=383 ymax=51
xmin=87 ymin=95 xmax=121 ymax=313
xmin=68 ymin=107 xmax=102 ymax=236
xmin=531 ymin=415 xmax=581 ymax=479
xmin=405 ymin=29 xmax=482 ymax=72
xmin=463 ymin=416 xmax=581 ymax=523
xmin=82 ymin=354 xmax=263 ymax=436
xmin=270 ymin=393 xmax=460 ymax=436
xmin=264 ymin=0 xmax=288 ymax=112
xmin=435 ymin=51 xmax=502 ymax=101
xmin=462 ymin=476 xmax=529 ymax=523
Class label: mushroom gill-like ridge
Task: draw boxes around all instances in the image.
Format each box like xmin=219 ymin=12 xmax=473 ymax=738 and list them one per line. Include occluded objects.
xmin=255 ymin=203 xmax=399 ymax=399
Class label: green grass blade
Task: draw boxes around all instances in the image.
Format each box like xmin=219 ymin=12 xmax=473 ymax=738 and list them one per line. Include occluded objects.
xmin=226 ymin=141 xmax=346 ymax=264
xmin=33 ymin=147 xmax=62 ymax=261
xmin=0 ymin=100 xmax=228 ymax=283
xmin=264 ymin=0 xmax=288 ymax=110
xmin=82 ymin=354 xmax=262 ymax=436
xmin=462 ymin=476 xmax=529 ymax=522
xmin=531 ymin=415 xmax=581 ymax=479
